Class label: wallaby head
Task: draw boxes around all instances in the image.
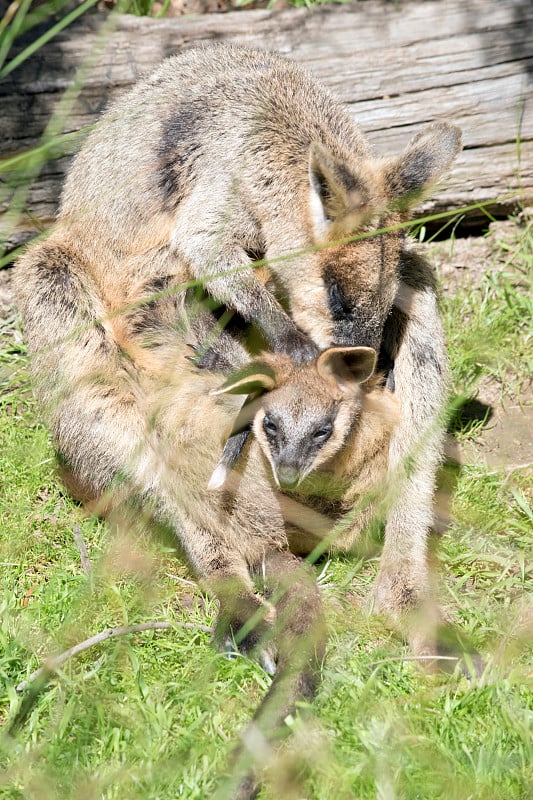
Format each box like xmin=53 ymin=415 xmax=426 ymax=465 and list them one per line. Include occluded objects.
xmin=213 ymin=346 xmax=377 ymax=490
xmin=307 ymin=121 xmax=462 ymax=349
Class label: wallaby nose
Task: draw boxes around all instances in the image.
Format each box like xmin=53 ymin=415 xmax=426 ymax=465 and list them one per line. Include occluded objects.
xmin=277 ymin=465 xmax=301 ymax=490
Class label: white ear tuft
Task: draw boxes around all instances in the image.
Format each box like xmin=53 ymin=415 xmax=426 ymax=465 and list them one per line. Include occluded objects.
xmin=309 ymin=177 xmax=331 ymax=240
xmin=207 ymin=462 xmax=229 ymax=491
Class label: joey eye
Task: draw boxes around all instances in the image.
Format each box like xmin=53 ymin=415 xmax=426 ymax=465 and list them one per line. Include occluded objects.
xmin=263 ymin=416 xmax=277 ymax=436
xmin=312 ymin=423 xmax=333 ymax=443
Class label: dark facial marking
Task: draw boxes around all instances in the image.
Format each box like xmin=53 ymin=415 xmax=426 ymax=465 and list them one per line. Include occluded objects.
xmin=325 ymin=277 xmax=382 ymax=349
xmin=327 ymin=279 xmax=355 ymax=322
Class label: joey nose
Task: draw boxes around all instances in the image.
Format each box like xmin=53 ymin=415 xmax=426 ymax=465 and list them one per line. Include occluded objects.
xmin=277 ymin=465 xmax=301 ymax=490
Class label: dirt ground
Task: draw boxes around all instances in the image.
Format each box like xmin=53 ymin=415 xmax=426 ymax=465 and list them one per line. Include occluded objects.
xmin=1 ymin=218 xmax=532 ymax=473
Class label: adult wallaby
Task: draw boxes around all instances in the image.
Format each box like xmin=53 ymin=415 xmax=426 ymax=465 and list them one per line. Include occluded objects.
xmin=16 ymin=44 xmax=460 ymax=633
xmin=14 ymin=41 xmax=459 ymax=766
xmin=24 ymin=44 xmax=460 ymax=366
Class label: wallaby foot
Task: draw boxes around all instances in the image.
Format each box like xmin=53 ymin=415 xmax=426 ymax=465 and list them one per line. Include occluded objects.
xmin=212 ymin=591 xmax=278 ymax=675
xmin=373 ymin=560 xmax=438 ymax=662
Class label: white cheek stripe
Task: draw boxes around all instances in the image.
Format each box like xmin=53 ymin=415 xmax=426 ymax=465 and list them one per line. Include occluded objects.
xmin=207 ymin=463 xmax=229 ymax=491
xmin=309 ymin=184 xmax=331 ymax=241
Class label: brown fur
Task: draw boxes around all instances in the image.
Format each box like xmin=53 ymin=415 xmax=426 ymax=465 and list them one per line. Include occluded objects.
xmin=14 ymin=50 xmax=460 ymax=643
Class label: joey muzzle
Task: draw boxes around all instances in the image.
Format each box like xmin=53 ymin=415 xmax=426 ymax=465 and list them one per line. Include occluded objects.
xmin=276 ymin=464 xmax=302 ymax=490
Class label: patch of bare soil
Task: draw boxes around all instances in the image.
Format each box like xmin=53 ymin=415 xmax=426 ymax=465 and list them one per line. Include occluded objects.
xmin=458 ymin=389 xmax=533 ymax=472
xmin=430 ymin=218 xmax=523 ymax=294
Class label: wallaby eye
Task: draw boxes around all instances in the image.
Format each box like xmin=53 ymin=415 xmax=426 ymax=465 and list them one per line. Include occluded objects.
xmin=263 ymin=416 xmax=277 ymax=436
xmin=313 ymin=423 xmax=333 ymax=442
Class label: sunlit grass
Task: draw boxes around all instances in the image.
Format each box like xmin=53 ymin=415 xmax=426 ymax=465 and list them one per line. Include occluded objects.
xmin=441 ymin=217 xmax=533 ymax=396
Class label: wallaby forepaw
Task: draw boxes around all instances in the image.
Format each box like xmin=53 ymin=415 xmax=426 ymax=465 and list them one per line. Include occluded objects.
xmin=278 ymin=329 xmax=320 ymax=365
xmin=185 ymin=341 xmax=222 ymax=371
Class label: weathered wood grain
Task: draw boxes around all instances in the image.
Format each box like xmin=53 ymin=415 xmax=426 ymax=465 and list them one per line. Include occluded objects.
xmin=1 ymin=0 xmax=531 ymax=252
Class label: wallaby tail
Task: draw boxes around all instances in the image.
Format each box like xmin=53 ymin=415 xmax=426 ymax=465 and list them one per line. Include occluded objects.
xmin=218 ymin=550 xmax=327 ymax=800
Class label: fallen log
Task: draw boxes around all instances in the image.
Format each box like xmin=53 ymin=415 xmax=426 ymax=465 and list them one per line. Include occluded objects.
xmin=1 ymin=0 xmax=531 ymax=253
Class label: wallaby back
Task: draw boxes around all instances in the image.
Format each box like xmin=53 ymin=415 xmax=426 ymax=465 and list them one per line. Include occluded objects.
xmin=50 ymin=45 xmax=460 ymax=358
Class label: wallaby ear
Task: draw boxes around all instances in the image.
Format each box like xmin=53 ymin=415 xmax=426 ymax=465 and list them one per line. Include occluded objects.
xmin=385 ymin=121 xmax=462 ymax=209
xmin=316 ymin=346 xmax=377 ymax=389
xmin=308 ymin=142 xmax=375 ymax=236
xmin=211 ymin=362 xmax=276 ymax=396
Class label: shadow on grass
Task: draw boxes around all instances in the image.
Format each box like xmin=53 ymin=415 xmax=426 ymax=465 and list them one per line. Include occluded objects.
xmin=447 ymin=395 xmax=494 ymax=437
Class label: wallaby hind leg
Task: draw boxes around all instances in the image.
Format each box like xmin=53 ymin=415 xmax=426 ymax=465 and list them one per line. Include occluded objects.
xmin=222 ymin=550 xmax=327 ymax=800
xmin=179 ymin=522 xmax=279 ymax=671
xmin=13 ymin=240 xmax=285 ymax=665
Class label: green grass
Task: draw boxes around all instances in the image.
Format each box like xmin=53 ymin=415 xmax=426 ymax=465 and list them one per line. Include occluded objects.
xmin=440 ymin=217 xmax=533 ymax=397
xmin=0 ymin=218 xmax=532 ymax=798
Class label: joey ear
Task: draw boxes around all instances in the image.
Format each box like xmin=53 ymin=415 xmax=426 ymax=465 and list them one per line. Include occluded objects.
xmin=211 ymin=362 xmax=276 ymax=396
xmin=308 ymin=142 xmax=374 ymax=236
xmin=385 ymin=121 xmax=462 ymax=209
xmin=317 ymin=346 xmax=377 ymax=388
